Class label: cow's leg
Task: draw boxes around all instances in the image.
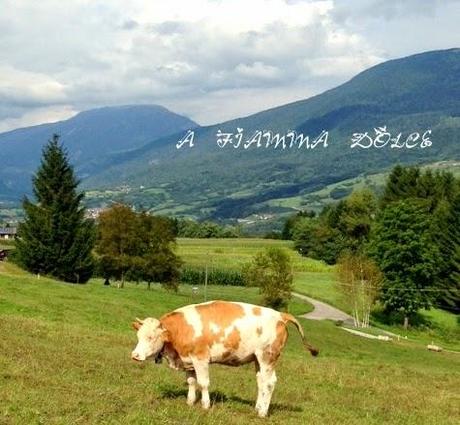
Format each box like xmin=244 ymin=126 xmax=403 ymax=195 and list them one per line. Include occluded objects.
xmin=254 ymin=358 xmax=263 ymax=413
xmin=192 ymin=359 xmax=211 ymax=410
xmin=186 ymin=370 xmax=198 ymax=406
xmin=255 ymin=357 xmax=277 ymax=417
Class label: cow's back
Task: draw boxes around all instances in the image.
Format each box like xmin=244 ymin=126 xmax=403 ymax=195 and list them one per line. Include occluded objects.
xmin=160 ymin=301 xmax=284 ymax=365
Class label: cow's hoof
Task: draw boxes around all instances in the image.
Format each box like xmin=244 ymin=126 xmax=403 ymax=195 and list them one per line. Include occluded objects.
xmin=257 ymin=408 xmax=268 ymax=418
xmin=187 ymin=399 xmax=196 ymax=406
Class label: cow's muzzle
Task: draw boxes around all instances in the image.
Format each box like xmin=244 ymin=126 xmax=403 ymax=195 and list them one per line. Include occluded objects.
xmin=131 ymin=352 xmax=145 ymax=362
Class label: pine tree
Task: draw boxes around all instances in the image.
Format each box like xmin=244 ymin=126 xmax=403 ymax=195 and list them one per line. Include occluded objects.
xmin=15 ymin=134 xmax=95 ymax=283
xmin=380 ymin=165 xmax=420 ymax=208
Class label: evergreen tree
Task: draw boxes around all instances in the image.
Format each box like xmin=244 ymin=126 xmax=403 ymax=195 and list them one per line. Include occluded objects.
xmin=435 ymin=192 xmax=460 ymax=311
xmin=337 ymin=189 xmax=377 ymax=252
xmin=15 ymin=135 xmax=95 ymax=283
xmin=292 ymin=217 xmax=318 ymax=258
xmin=379 ymin=165 xmax=459 ymax=313
xmin=369 ymin=200 xmax=439 ymax=327
xmin=380 ymin=165 xmax=420 ymax=208
xmin=415 ymin=169 xmax=438 ymax=212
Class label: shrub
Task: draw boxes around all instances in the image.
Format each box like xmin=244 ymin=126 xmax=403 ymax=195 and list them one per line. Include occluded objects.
xmin=243 ymin=247 xmax=293 ymax=310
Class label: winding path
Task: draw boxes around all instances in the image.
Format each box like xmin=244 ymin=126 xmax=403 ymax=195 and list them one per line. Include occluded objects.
xmin=292 ymin=292 xmax=353 ymax=323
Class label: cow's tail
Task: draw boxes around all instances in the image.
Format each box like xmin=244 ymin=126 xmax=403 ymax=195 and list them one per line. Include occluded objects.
xmin=282 ymin=313 xmax=319 ymax=357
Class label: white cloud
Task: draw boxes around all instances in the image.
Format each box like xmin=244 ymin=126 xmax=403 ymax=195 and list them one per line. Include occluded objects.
xmin=0 ymin=65 xmax=67 ymax=106
xmin=330 ymin=0 xmax=460 ymax=57
xmin=0 ymin=105 xmax=77 ymax=133
xmin=0 ymin=0 xmax=458 ymax=131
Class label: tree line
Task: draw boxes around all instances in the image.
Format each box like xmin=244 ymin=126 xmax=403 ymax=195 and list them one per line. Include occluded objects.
xmin=285 ymin=165 xmax=460 ymax=324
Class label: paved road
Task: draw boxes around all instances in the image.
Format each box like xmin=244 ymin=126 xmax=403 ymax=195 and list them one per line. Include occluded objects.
xmin=292 ymin=292 xmax=353 ymax=322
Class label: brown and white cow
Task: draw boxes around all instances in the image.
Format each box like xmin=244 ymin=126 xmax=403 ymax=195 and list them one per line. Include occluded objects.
xmin=131 ymin=300 xmax=318 ymax=417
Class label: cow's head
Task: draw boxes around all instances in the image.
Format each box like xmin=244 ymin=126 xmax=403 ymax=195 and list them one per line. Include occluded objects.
xmin=131 ymin=317 xmax=168 ymax=362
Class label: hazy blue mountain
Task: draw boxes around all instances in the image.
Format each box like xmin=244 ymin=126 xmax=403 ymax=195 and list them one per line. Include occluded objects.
xmin=82 ymin=49 xmax=460 ymax=219
xmin=0 ymin=105 xmax=198 ymax=199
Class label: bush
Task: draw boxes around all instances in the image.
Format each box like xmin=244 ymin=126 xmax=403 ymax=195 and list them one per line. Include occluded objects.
xmin=243 ymin=247 xmax=293 ymax=310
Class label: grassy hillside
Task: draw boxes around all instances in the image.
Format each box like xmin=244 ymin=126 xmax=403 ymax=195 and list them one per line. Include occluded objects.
xmin=83 ymin=49 xmax=460 ymax=221
xmin=261 ymin=160 xmax=460 ymax=215
xmin=1 ymin=263 xmax=459 ymax=424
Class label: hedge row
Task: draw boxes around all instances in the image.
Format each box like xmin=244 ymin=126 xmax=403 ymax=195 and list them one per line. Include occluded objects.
xmin=180 ymin=267 xmax=245 ymax=287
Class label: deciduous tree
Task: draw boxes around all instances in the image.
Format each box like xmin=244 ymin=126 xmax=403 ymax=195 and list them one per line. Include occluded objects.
xmin=96 ymin=205 xmax=181 ymax=290
xmin=336 ymin=253 xmax=382 ymax=328
xmin=243 ymin=247 xmax=293 ymax=310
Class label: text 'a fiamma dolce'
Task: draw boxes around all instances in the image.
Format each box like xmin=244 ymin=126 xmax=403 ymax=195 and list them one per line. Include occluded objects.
xmin=176 ymin=129 xmax=328 ymax=150
xmin=175 ymin=126 xmax=433 ymax=150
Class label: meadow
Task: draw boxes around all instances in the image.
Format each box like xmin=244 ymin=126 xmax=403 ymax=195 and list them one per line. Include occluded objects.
xmin=1 ymin=239 xmax=459 ymax=424
xmin=178 ymin=238 xmax=459 ymax=350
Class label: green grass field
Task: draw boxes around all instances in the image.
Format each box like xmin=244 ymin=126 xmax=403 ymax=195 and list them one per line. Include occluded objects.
xmin=1 ymin=258 xmax=460 ymax=424
xmin=176 ymin=238 xmax=331 ymax=273
xmin=177 ymin=238 xmax=459 ymax=350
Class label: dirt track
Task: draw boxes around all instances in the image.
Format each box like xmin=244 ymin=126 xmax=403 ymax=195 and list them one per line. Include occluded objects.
xmin=292 ymin=292 xmax=352 ymax=322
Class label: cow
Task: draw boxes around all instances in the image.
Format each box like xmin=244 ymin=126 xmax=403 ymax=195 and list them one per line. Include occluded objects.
xmin=131 ymin=300 xmax=318 ymax=417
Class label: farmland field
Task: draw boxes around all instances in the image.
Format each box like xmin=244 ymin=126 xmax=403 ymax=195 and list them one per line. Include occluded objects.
xmin=178 ymin=238 xmax=460 ymax=351
xmin=176 ymin=238 xmax=331 ymax=273
xmin=1 ymin=254 xmax=459 ymax=424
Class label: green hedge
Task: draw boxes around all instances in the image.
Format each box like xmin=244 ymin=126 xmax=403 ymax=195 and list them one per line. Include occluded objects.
xmin=180 ymin=267 xmax=245 ymax=286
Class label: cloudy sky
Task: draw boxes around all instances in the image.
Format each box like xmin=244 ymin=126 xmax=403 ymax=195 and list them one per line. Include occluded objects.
xmin=0 ymin=0 xmax=459 ymax=132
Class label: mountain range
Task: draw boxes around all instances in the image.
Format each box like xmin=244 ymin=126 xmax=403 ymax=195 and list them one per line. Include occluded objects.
xmin=0 ymin=105 xmax=197 ymax=198
xmin=1 ymin=48 xmax=459 ymax=225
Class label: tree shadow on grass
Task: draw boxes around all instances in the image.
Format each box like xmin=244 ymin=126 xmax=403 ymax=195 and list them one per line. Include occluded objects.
xmin=158 ymin=384 xmax=302 ymax=413
xmin=372 ymin=307 xmax=434 ymax=329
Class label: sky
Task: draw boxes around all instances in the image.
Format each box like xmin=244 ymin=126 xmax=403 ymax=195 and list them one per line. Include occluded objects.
xmin=0 ymin=0 xmax=459 ymax=132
